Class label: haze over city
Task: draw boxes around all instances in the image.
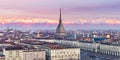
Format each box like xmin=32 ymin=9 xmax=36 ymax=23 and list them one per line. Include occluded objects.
xmin=0 ymin=0 xmax=120 ymax=30
xmin=0 ymin=0 xmax=120 ymax=60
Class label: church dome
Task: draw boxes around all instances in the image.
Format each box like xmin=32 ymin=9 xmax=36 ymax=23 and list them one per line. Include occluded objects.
xmin=56 ymin=22 xmax=65 ymax=33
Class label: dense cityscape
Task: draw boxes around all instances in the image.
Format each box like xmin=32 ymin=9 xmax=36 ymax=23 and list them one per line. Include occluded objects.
xmin=0 ymin=9 xmax=119 ymax=60
xmin=0 ymin=0 xmax=120 ymax=60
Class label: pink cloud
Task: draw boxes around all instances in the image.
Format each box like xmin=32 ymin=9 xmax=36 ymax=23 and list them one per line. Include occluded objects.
xmin=0 ymin=18 xmax=120 ymax=25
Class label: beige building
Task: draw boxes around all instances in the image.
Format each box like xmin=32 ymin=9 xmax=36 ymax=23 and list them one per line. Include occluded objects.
xmin=2 ymin=46 xmax=46 ymax=60
xmin=4 ymin=49 xmax=23 ymax=60
xmin=23 ymin=49 xmax=46 ymax=60
xmin=48 ymin=48 xmax=80 ymax=60
xmin=40 ymin=42 xmax=80 ymax=60
xmin=29 ymin=40 xmax=81 ymax=60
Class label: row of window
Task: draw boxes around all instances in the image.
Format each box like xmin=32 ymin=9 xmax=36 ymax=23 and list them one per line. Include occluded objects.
xmin=51 ymin=54 xmax=80 ymax=58
xmin=9 ymin=51 xmax=19 ymax=57
xmin=53 ymin=51 xmax=79 ymax=55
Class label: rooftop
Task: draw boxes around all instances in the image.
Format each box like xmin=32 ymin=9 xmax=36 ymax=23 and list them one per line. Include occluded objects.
xmin=5 ymin=45 xmax=24 ymax=50
xmin=22 ymin=40 xmax=78 ymax=49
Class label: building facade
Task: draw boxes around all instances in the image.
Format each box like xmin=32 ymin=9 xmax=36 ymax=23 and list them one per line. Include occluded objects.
xmin=4 ymin=50 xmax=23 ymax=60
xmin=43 ymin=43 xmax=80 ymax=60
xmin=2 ymin=47 xmax=46 ymax=60
xmin=23 ymin=50 xmax=46 ymax=60
xmin=41 ymin=39 xmax=120 ymax=57
xmin=49 ymin=48 xmax=80 ymax=60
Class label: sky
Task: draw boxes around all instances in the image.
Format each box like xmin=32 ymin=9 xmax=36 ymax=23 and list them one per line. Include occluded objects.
xmin=0 ymin=0 xmax=120 ymax=30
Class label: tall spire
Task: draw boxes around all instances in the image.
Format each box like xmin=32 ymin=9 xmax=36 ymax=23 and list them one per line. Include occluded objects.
xmin=56 ymin=8 xmax=66 ymax=39
xmin=59 ymin=8 xmax=62 ymax=24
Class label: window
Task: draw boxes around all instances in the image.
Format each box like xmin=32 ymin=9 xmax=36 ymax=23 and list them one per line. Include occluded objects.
xmin=9 ymin=51 xmax=12 ymax=57
xmin=16 ymin=51 xmax=19 ymax=57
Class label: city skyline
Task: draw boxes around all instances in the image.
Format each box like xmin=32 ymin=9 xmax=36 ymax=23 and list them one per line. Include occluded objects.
xmin=0 ymin=0 xmax=120 ymax=30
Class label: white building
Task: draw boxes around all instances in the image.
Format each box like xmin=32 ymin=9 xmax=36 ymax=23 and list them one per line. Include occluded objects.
xmin=2 ymin=46 xmax=46 ymax=60
xmin=40 ymin=39 xmax=120 ymax=56
xmin=4 ymin=49 xmax=23 ymax=60
xmin=39 ymin=42 xmax=81 ymax=60
xmin=49 ymin=48 xmax=80 ymax=60
xmin=23 ymin=49 xmax=46 ymax=60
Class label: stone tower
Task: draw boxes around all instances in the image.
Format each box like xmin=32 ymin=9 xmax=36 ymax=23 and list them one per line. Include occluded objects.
xmin=56 ymin=8 xmax=66 ymax=39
